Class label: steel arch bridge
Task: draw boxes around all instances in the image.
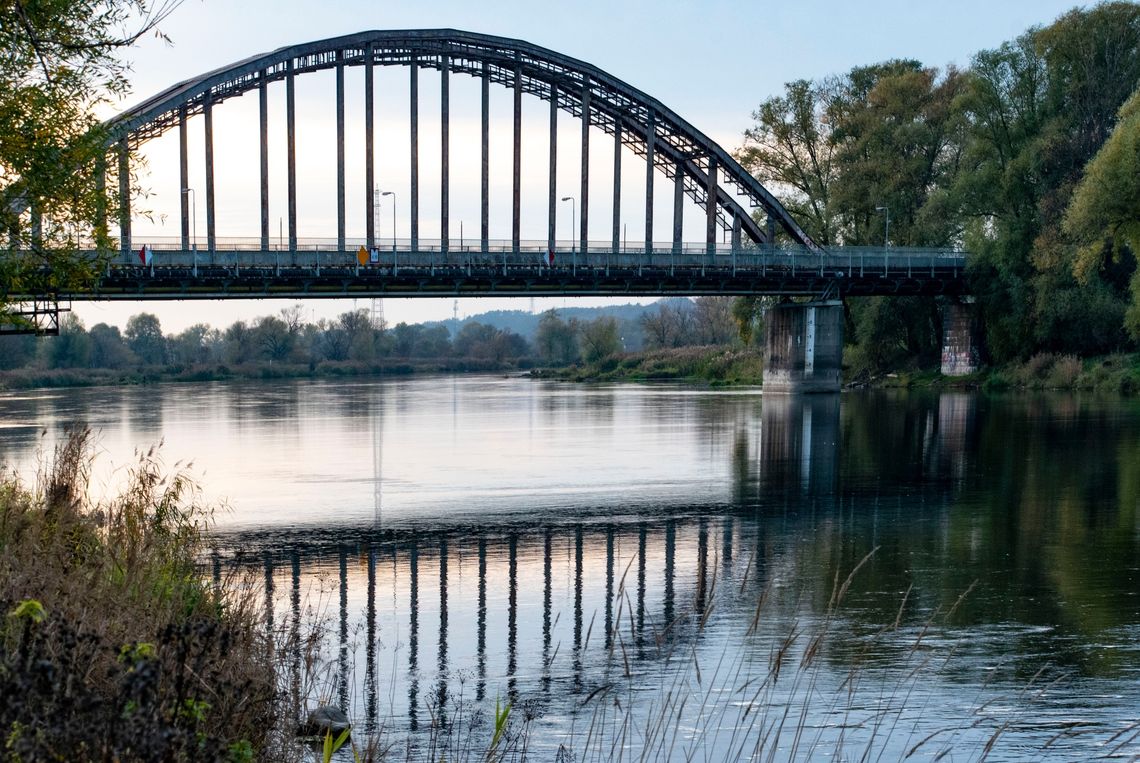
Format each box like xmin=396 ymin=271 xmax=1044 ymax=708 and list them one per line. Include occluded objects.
xmin=21 ymin=28 xmax=964 ymax=310
xmin=110 ymin=28 xmax=815 ymax=256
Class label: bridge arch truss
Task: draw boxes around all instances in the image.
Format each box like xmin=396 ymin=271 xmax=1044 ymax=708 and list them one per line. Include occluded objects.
xmin=109 ymin=29 xmax=817 ymax=258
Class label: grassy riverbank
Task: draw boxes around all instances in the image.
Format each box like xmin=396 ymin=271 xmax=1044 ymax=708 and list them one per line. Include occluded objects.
xmin=535 ymin=345 xmax=1140 ymax=394
xmin=4 ymin=346 xmax=1139 ymax=397
xmin=531 ymin=346 xmax=765 ymax=386
xmin=0 ymin=429 xmax=281 ymax=761
xmin=856 ymin=351 xmax=1140 ymax=394
xmin=0 ymin=357 xmax=532 ymax=392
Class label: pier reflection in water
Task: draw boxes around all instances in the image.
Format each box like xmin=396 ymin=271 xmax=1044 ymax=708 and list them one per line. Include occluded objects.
xmin=240 ymin=512 xmax=747 ymax=737
xmin=0 ymin=378 xmax=1137 ymax=759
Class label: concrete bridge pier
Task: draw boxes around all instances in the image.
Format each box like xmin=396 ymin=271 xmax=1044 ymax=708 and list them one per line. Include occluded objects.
xmin=763 ymin=301 xmax=844 ymax=394
xmin=940 ymin=300 xmax=982 ymax=376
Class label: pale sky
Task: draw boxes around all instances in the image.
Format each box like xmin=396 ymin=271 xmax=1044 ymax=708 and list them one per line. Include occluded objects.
xmin=75 ymin=0 xmax=1083 ymax=333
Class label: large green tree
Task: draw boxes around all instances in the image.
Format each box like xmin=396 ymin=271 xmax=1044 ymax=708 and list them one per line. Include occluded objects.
xmin=737 ymin=79 xmax=839 ymax=245
xmin=1065 ymin=87 xmax=1140 ymax=338
xmin=959 ymin=3 xmax=1140 ymax=359
xmin=578 ymin=316 xmax=621 ymax=363
xmin=0 ymin=1 xmax=181 ymax=325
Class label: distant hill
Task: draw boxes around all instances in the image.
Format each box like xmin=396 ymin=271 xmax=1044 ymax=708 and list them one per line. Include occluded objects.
xmin=423 ymin=298 xmax=694 ymax=351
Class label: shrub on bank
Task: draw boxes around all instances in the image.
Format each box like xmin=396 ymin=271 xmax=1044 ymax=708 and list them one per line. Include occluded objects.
xmin=990 ymin=352 xmax=1140 ymax=393
xmin=547 ymin=346 xmax=764 ymax=385
xmin=0 ymin=429 xmax=280 ymax=761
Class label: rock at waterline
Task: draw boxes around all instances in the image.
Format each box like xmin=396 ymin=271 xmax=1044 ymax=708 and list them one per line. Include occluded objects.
xmin=298 ymin=705 xmax=351 ymax=738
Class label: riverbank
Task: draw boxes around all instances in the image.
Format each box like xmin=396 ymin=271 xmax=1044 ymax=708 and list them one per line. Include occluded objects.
xmin=533 ymin=345 xmax=1140 ymax=394
xmin=0 ymin=357 xmax=534 ymax=391
xmin=5 ymin=347 xmax=1139 ymax=396
xmin=530 ymin=346 xmax=765 ymax=386
xmin=855 ymin=351 xmax=1140 ymax=394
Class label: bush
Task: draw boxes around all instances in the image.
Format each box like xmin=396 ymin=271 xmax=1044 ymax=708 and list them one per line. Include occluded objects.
xmin=0 ymin=428 xmax=280 ymax=761
xmin=1046 ymin=355 xmax=1083 ymax=388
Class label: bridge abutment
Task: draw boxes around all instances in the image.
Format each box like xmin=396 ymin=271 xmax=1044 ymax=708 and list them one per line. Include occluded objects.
xmin=763 ymin=301 xmax=844 ymax=394
xmin=940 ymin=300 xmax=982 ymax=376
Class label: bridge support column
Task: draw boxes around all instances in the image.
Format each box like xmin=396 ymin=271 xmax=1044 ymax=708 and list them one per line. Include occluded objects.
xmin=763 ymin=301 xmax=843 ymax=394
xmin=940 ymin=300 xmax=982 ymax=376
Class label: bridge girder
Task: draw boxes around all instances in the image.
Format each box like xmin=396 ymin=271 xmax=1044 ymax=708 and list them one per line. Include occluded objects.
xmin=108 ymin=29 xmax=818 ymax=249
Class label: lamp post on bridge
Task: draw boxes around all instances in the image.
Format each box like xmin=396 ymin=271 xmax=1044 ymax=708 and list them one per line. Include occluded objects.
xmin=180 ymin=187 xmax=196 ymax=275
xmin=875 ymin=206 xmax=890 ymax=248
xmin=561 ymin=196 xmax=576 ymax=272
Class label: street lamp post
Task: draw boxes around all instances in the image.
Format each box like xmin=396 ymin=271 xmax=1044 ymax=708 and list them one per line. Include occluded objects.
xmin=875 ymin=205 xmax=890 ymax=248
xmin=380 ymin=190 xmax=396 ymax=272
xmin=561 ymin=196 xmax=576 ymax=272
xmin=180 ymin=187 xmax=196 ymax=275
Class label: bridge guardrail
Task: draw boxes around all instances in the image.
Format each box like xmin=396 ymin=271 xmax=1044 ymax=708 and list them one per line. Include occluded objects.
xmin=95 ymin=243 xmax=965 ymax=276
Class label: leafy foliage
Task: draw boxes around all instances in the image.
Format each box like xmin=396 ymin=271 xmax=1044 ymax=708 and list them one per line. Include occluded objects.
xmin=737 ymin=2 xmax=1140 ymax=367
xmin=1065 ymin=87 xmax=1140 ymax=338
xmin=0 ymin=1 xmax=182 ymax=322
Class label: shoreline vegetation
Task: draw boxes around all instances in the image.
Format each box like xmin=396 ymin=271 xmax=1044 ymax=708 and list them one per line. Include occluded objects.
xmin=3 ymin=345 xmax=1140 ymax=395
xmin=0 ymin=428 xmax=283 ymax=761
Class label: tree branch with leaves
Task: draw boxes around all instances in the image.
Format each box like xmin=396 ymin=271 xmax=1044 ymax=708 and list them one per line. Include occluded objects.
xmin=0 ymin=0 xmax=183 ymax=324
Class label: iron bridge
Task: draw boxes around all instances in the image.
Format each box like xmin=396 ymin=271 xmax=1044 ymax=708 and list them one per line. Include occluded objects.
xmin=7 ymin=29 xmax=971 ymax=326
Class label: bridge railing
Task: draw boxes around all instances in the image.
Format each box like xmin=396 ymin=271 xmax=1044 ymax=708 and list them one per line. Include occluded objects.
xmin=100 ymin=238 xmax=965 ymax=275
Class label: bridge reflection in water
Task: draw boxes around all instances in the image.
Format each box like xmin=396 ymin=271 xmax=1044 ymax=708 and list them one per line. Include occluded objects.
xmin=211 ymin=391 xmax=982 ymax=739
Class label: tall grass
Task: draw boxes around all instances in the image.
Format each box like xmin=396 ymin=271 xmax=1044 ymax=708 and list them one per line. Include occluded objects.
xmin=0 ymin=427 xmax=281 ymax=761
xmin=545 ymin=346 xmax=764 ymax=385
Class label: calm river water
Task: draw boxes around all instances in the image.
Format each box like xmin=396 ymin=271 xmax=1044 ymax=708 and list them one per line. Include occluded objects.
xmin=0 ymin=377 xmax=1137 ymax=760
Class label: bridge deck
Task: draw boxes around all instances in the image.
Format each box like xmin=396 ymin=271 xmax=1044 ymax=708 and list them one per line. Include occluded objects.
xmin=70 ymin=246 xmax=967 ymax=300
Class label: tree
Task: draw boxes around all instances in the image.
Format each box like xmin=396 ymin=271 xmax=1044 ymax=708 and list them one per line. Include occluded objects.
xmin=336 ymin=309 xmax=385 ymax=361
xmin=221 ymin=320 xmax=254 ymax=365
xmin=391 ymin=322 xmax=419 ymax=357
xmin=731 ymin=297 xmax=772 ymax=346
xmin=535 ymin=310 xmax=579 ymax=365
xmin=955 ymin=4 xmax=1140 ymax=359
xmin=1065 ymin=87 xmax=1140 ymax=338
xmin=125 ymin=312 xmax=165 ymax=365
xmin=641 ymin=300 xmax=694 ymax=349
xmin=415 ymin=325 xmax=452 ymax=358
xmin=316 ymin=319 xmax=349 ymax=362
xmin=43 ymin=313 xmax=90 ymax=368
xmin=0 ymin=333 xmax=36 ymax=369
xmin=168 ymin=323 xmax=216 ymax=366
xmin=828 ymin=60 xmax=968 ymax=247
xmin=579 ymin=317 xmax=621 ymax=363
xmin=691 ymin=297 xmax=737 ymax=345
xmin=0 ymin=1 xmax=183 ymax=323
xmin=253 ymin=316 xmax=293 ymax=362
xmin=454 ymin=322 xmax=528 ymax=363
xmin=823 ymin=60 xmax=968 ymax=371
xmin=88 ymin=322 xmax=132 ymax=368
xmin=737 ymin=79 xmax=839 ymax=244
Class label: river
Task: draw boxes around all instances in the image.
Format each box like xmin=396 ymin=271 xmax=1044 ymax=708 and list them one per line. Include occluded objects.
xmin=0 ymin=377 xmax=1137 ymax=760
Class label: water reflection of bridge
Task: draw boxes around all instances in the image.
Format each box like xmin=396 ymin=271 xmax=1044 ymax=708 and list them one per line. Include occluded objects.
xmin=207 ymin=391 xmax=979 ymax=732
xmin=221 ymin=517 xmax=734 ymax=731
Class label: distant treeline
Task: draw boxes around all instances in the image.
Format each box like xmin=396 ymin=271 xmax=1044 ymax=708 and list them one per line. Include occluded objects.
xmin=0 ymin=296 xmax=742 ymax=375
xmin=737 ymin=2 xmax=1140 ymax=374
